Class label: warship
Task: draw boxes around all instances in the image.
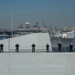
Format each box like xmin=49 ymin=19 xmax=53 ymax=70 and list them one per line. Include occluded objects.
xmin=0 ymin=32 xmax=75 ymax=75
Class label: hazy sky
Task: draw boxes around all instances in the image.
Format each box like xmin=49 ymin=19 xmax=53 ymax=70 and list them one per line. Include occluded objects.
xmin=0 ymin=0 xmax=75 ymax=29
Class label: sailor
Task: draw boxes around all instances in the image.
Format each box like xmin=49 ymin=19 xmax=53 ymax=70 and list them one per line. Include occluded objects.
xmin=46 ymin=43 xmax=49 ymax=52
xmin=0 ymin=43 xmax=4 ymax=52
xmin=58 ymin=42 xmax=62 ymax=52
xmin=32 ymin=43 xmax=36 ymax=52
xmin=15 ymin=44 xmax=19 ymax=52
xmin=69 ymin=43 xmax=73 ymax=52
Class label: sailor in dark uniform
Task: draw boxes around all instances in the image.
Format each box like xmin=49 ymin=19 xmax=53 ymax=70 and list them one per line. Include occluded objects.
xmin=0 ymin=43 xmax=4 ymax=52
xmin=69 ymin=43 xmax=73 ymax=52
xmin=32 ymin=43 xmax=36 ymax=52
xmin=58 ymin=42 xmax=62 ymax=52
xmin=46 ymin=43 xmax=49 ymax=52
xmin=15 ymin=44 xmax=19 ymax=52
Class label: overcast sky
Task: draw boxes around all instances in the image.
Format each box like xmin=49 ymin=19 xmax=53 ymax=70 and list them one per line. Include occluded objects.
xmin=0 ymin=0 xmax=75 ymax=29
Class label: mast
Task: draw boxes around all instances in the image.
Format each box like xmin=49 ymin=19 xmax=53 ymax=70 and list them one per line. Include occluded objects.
xmin=11 ymin=5 xmax=14 ymax=37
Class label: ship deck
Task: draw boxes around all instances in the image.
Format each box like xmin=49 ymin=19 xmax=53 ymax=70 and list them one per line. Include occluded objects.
xmin=0 ymin=52 xmax=75 ymax=75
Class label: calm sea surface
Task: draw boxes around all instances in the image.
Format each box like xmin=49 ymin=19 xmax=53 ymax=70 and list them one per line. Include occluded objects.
xmin=0 ymin=36 xmax=10 ymax=40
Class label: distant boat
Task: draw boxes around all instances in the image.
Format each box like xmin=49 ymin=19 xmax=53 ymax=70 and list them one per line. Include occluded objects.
xmin=54 ymin=30 xmax=75 ymax=39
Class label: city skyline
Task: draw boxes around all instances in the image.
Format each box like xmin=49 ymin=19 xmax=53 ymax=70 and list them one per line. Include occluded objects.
xmin=0 ymin=0 xmax=75 ymax=29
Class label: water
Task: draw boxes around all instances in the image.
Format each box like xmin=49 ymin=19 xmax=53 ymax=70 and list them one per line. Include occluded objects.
xmin=0 ymin=36 xmax=11 ymax=40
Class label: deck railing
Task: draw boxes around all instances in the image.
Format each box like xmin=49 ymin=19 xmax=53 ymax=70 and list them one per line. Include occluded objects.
xmin=0 ymin=46 xmax=75 ymax=53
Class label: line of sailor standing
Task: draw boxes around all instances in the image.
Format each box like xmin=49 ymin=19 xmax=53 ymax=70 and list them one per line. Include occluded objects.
xmin=15 ymin=43 xmax=50 ymax=52
xmin=14 ymin=42 xmax=74 ymax=52
xmin=0 ymin=42 xmax=74 ymax=52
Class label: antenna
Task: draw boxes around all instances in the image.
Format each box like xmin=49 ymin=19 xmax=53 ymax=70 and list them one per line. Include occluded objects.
xmin=11 ymin=5 xmax=14 ymax=37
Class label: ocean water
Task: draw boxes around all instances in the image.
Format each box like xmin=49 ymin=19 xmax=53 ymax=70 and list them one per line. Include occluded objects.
xmin=0 ymin=36 xmax=11 ymax=40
